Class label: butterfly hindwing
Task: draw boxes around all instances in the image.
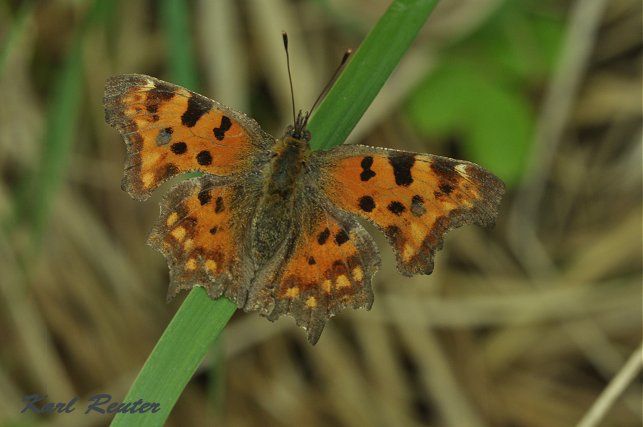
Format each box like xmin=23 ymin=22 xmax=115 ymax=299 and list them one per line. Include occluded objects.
xmin=147 ymin=176 xmax=256 ymax=305
xmin=246 ymin=197 xmax=380 ymax=344
xmin=312 ymin=144 xmax=505 ymax=275
xmin=104 ymin=74 xmax=271 ymax=200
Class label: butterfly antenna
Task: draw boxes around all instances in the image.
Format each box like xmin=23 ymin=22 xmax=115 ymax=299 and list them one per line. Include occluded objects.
xmin=282 ymin=32 xmax=297 ymax=126
xmin=305 ymin=48 xmax=352 ymax=122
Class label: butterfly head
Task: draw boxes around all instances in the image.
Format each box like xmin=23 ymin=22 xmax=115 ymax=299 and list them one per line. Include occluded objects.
xmin=281 ymin=32 xmax=350 ymax=146
xmin=285 ymin=109 xmax=312 ymax=142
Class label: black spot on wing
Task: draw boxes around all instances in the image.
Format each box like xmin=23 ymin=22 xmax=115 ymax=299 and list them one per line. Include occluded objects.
xmin=148 ymin=83 xmax=175 ymax=103
xmin=317 ymin=228 xmax=330 ymax=245
xmin=214 ymin=196 xmax=225 ymax=213
xmin=358 ymin=195 xmax=376 ymax=212
xmin=439 ymin=183 xmax=454 ymax=195
xmin=196 ymin=150 xmax=212 ymax=166
xmin=360 ymin=156 xmax=376 ymax=181
xmin=389 ymin=154 xmax=415 ymax=186
xmin=430 ymin=158 xmax=459 ymax=181
xmin=209 ymin=226 xmax=218 ymax=235
xmin=198 ymin=189 xmax=212 ymax=205
xmin=160 ymin=163 xmax=179 ymax=180
xmin=387 ymin=201 xmax=406 ymax=216
xmin=170 ymin=142 xmax=187 ymax=154
xmin=182 ymin=95 xmax=213 ymax=127
xmin=334 ymin=230 xmax=349 ymax=245
xmin=213 ymin=115 xmax=232 ymax=141
xmin=307 ymin=256 xmax=316 ymax=265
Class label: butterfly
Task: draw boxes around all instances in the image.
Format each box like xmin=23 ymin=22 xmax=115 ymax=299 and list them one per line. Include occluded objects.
xmin=104 ymin=71 xmax=505 ymax=344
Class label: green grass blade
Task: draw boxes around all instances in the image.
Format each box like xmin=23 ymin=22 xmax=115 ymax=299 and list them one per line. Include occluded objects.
xmin=12 ymin=0 xmax=115 ymax=246
xmin=309 ymin=0 xmax=440 ymax=150
xmin=0 ymin=1 xmax=35 ymax=74
xmin=110 ymin=288 xmax=236 ymax=426
xmin=112 ymin=1 xmax=440 ymax=425
xmin=160 ymin=0 xmax=199 ymax=90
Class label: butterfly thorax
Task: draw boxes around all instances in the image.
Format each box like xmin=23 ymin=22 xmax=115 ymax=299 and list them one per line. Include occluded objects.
xmin=251 ymin=133 xmax=311 ymax=267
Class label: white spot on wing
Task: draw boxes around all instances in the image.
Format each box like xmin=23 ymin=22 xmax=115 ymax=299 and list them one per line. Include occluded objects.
xmin=455 ymin=164 xmax=469 ymax=177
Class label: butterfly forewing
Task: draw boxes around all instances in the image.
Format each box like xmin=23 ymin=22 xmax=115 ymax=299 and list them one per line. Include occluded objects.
xmin=104 ymin=74 xmax=271 ymax=200
xmin=312 ymin=144 xmax=505 ymax=275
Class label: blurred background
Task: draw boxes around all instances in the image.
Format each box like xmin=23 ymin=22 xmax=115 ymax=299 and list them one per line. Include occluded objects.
xmin=0 ymin=0 xmax=641 ymax=426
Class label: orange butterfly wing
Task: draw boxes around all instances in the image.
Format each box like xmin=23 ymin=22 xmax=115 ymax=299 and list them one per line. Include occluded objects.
xmin=313 ymin=145 xmax=505 ymax=275
xmin=104 ymin=74 xmax=272 ymax=200
xmin=245 ymin=199 xmax=380 ymax=344
xmin=146 ymin=175 xmax=258 ymax=305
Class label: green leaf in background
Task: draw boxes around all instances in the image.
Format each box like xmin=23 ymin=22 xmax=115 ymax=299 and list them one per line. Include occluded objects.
xmin=407 ymin=60 xmax=532 ymax=186
xmin=530 ymin=8 xmax=565 ymax=74
xmin=465 ymin=78 xmax=533 ymax=184
xmin=474 ymin=1 xmax=564 ymax=83
xmin=406 ymin=62 xmax=477 ymax=135
xmin=406 ymin=0 xmax=563 ymax=186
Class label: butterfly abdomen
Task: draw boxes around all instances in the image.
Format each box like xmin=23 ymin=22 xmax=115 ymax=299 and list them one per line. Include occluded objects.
xmin=251 ymin=136 xmax=310 ymax=267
